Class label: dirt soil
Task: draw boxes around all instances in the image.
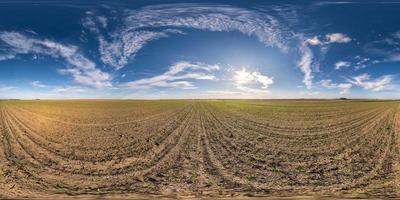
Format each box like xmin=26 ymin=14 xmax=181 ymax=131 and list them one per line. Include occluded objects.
xmin=0 ymin=100 xmax=399 ymax=199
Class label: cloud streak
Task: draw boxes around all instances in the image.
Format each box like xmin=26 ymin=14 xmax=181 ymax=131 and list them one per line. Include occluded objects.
xmin=124 ymin=61 xmax=219 ymax=89
xmin=300 ymin=33 xmax=352 ymax=89
xmin=0 ymin=31 xmax=112 ymax=88
xmin=335 ymin=61 xmax=351 ymax=70
xmin=0 ymin=85 xmax=15 ymax=92
xmin=98 ymin=30 xmax=176 ymax=70
xmin=320 ymin=79 xmax=352 ymax=94
xmin=364 ymin=31 xmax=400 ymax=63
xmin=298 ymin=40 xmax=314 ymax=89
xmin=30 ymin=81 xmax=47 ymax=88
xmin=347 ymin=73 xmax=395 ymax=92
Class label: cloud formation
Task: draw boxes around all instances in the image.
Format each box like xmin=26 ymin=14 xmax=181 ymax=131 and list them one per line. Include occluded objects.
xmin=325 ymin=33 xmax=352 ymax=43
xmin=51 ymin=86 xmax=88 ymax=93
xmin=80 ymin=4 xmax=358 ymax=91
xmin=0 ymin=85 xmax=15 ymax=92
xmin=300 ymin=33 xmax=352 ymax=89
xmin=0 ymin=31 xmax=112 ymax=88
xmin=30 ymin=81 xmax=47 ymax=88
xmin=320 ymin=79 xmax=352 ymax=94
xmin=124 ymin=61 xmax=219 ymax=89
xmin=307 ymin=33 xmax=352 ymax=46
xmin=298 ymin=41 xmax=314 ymax=89
xmin=0 ymin=54 xmax=15 ymax=61
xmin=98 ymin=30 xmax=176 ymax=70
xmin=335 ymin=61 xmax=351 ymax=70
xmin=347 ymin=73 xmax=394 ymax=92
xmin=364 ymin=31 xmax=400 ymax=63
xmin=2 ymin=3 xmax=392 ymax=99
xmin=83 ymin=4 xmax=290 ymax=70
xmin=233 ymin=68 xmax=274 ymax=93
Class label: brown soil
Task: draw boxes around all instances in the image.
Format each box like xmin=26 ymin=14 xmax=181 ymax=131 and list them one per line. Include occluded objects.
xmin=0 ymin=100 xmax=399 ymax=199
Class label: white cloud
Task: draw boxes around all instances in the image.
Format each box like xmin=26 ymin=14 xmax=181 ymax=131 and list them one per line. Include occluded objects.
xmin=347 ymin=73 xmax=395 ymax=92
xmin=386 ymin=53 xmax=400 ymax=62
xmin=125 ymin=4 xmax=287 ymax=49
xmin=306 ymin=36 xmax=322 ymax=46
xmin=300 ymin=91 xmax=320 ymax=96
xmin=84 ymin=5 xmax=352 ymax=92
xmin=97 ymin=16 xmax=108 ymax=28
xmin=51 ymin=86 xmax=88 ymax=93
xmin=233 ymin=68 xmax=274 ymax=92
xmin=354 ymin=57 xmax=370 ymax=70
xmin=0 ymin=31 xmax=112 ymax=88
xmin=320 ymin=79 xmax=352 ymax=94
xmin=335 ymin=61 xmax=351 ymax=70
xmin=124 ymin=61 xmax=219 ymax=89
xmin=300 ymin=33 xmax=352 ymax=89
xmin=0 ymin=85 xmax=15 ymax=92
xmin=58 ymin=68 xmax=112 ymax=88
xmin=364 ymin=31 xmax=400 ymax=64
xmin=326 ymin=33 xmax=352 ymax=43
xmin=315 ymin=2 xmax=356 ymax=6
xmin=83 ymin=4 xmax=289 ymax=70
xmin=98 ymin=31 xmax=171 ymax=70
xmin=30 ymin=81 xmax=47 ymax=88
xmin=0 ymin=54 xmax=15 ymax=61
xmin=298 ymin=41 xmax=314 ymax=89
xmin=306 ymin=33 xmax=352 ymax=46
xmin=206 ymin=89 xmax=270 ymax=98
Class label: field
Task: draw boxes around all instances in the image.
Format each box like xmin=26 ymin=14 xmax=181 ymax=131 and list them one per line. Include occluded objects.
xmin=0 ymin=100 xmax=399 ymax=199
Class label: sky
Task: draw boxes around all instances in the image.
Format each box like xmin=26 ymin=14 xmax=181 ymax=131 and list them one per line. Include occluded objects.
xmin=0 ymin=0 xmax=399 ymax=99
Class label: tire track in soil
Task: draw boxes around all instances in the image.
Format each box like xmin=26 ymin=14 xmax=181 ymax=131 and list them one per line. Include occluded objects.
xmin=1 ymin=100 xmax=400 ymax=198
xmin=0 ymin=103 xmax=198 ymax=194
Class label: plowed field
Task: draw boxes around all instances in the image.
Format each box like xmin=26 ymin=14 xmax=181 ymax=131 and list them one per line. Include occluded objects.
xmin=0 ymin=100 xmax=399 ymax=199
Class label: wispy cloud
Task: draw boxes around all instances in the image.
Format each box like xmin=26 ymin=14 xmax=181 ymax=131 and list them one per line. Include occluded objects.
xmin=0 ymin=31 xmax=112 ymax=88
xmin=97 ymin=30 xmax=174 ymax=70
xmin=298 ymin=40 xmax=314 ymax=89
xmin=347 ymin=73 xmax=395 ymax=91
xmin=320 ymin=79 xmax=352 ymax=94
xmin=300 ymin=33 xmax=352 ymax=89
xmin=353 ymin=56 xmax=370 ymax=70
xmin=83 ymin=4 xmax=290 ymax=70
xmin=51 ymin=86 xmax=88 ymax=93
xmin=83 ymin=4 xmax=356 ymax=91
xmin=58 ymin=68 xmax=112 ymax=88
xmin=306 ymin=36 xmax=322 ymax=46
xmin=300 ymin=90 xmax=321 ymax=96
xmin=335 ymin=61 xmax=351 ymax=70
xmin=0 ymin=54 xmax=15 ymax=61
xmin=314 ymin=1 xmax=357 ymax=6
xmin=206 ymin=90 xmax=271 ymax=99
xmin=30 ymin=80 xmax=47 ymax=88
xmin=307 ymin=33 xmax=352 ymax=46
xmin=364 ymin=31 xmax=400 ymax=63
xmin=30 ymin=81 xmax=92 ymax=94
xmin=325 ymin=33 xmax=352 ymax=43
xmin=123 ymin=61 xmax=219 ymax=89
xmin=0 ymin=85 xmax=15 ymax=92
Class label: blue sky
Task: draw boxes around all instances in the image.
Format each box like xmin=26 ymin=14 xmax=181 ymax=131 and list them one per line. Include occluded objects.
xmin=0 ymin=0 xmax=399 ymax=99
